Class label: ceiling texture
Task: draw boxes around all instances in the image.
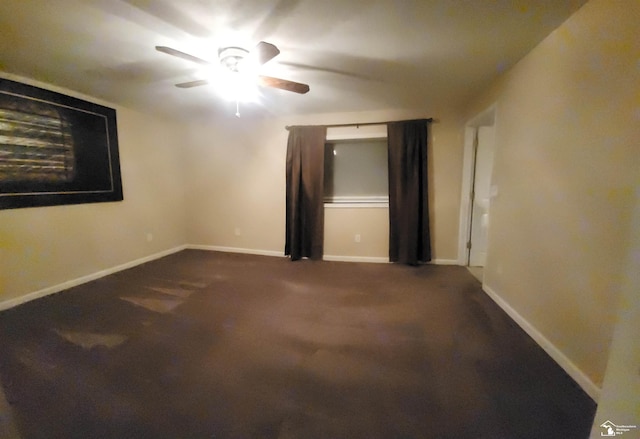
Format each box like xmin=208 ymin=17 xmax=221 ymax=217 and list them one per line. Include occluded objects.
xmin=0 ymin=0 xmax=586 ymax=120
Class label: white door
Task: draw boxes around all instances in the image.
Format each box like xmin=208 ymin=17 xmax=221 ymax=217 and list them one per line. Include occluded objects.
xmin=469 ymin=125 xmax=495 ymax=267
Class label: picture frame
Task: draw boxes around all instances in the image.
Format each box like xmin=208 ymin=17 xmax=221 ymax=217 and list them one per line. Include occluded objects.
xmin=0 ymin=78 xmax=123 ymax=210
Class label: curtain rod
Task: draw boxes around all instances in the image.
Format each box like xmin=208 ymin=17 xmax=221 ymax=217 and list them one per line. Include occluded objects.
xmin=285 ymin=118 xmax=433 ymax=131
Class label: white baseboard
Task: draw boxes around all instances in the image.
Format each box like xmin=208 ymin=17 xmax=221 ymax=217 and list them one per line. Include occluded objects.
xmin=323 ymin=255 xmax=389 ymax=263
xmin=0 ymin=245 xmax=187 ymax=312
xmin=187 ymin=245 xmax=459 ymax=266
xmin=432 ymin=258 xmax=459 ymax=265
xmin=322 ymin=256 xmax=458 ymax=264
xmin=186 ymin=246 xmax=459 ymax=266
xmin=187 ymin=244 xmax=284 ymax=258
xmin=482 ymin=284 xmax=601 ymax=401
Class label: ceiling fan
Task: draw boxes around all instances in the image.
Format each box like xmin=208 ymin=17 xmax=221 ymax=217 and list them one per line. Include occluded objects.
xmin=155 ymin=41 xmax=310 ymax=94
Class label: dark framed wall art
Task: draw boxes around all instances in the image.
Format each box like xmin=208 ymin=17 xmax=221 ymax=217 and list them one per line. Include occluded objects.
xmin=0 ymin=78 xmax=123 ymax=210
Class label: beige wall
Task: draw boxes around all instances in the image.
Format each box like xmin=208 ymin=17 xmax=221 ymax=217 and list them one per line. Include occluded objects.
xmin=184 ymin=116 xmax=286 ymax=253
xmin=465 ymin=0 xmax=639 ymax=392
xmin=324 ymin=207 xmax=389 ymax=260
xmin=184 ymin=108 xmax=464 ymax=261
xmin=590 ymin=185 xmax=640 ymax=435
xmin=0 ymin=74 xmax=187 ymax=304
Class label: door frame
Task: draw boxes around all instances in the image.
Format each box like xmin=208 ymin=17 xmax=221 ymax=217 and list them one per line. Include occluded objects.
xmin=457 ymin=104 xmax=497 ymax=266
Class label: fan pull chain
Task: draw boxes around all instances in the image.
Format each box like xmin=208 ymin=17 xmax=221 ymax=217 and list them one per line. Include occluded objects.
xmin=235 ymin=100 xmax=240 ymax=118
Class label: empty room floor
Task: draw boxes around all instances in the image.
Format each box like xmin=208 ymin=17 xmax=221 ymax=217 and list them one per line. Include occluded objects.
xmin=0 ymin=250 xmax=595 ymax=438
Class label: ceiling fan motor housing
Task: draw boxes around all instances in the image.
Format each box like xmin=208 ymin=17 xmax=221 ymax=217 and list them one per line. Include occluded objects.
xmin=218 ymin=47 xmax=249 ymax=72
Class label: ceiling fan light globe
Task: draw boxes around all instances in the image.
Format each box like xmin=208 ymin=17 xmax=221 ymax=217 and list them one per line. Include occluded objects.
xmin=215 ymin=71 xmax=259 ymax=103
xmin=237 ymin=57 xmax=260 ymax=77
xmin=218 ymin=47 xmax=249 ymax=73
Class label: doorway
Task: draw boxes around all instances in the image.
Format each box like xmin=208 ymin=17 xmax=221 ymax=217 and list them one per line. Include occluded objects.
xmin=458 ymin=106 xmax=497 ymax=280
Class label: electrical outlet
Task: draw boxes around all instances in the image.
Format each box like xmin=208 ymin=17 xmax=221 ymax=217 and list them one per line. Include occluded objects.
xmin=146 ymin=233 xmax=153 ymax=242
xmin=355 ymin=234 xmax=361 ymax=243
xmin=234 ymin=228 xmax=241 ymax=236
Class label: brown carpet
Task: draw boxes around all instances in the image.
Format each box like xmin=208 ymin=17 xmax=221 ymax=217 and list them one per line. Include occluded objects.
xmin=0 ymin=250 xmax=595 ymax=438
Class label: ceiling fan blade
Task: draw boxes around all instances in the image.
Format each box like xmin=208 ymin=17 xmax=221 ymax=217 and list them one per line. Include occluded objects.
xmin=258 ymin=76 xmax=309 ymax=94
xmin=254 ymin=41 xmax=280 ymax=65
xmin=279 ymin=61 xmax=375 ymax=81
xmin=175 ymin=79 xmax=209 ymax=88
xmin=156 ymin=46 xmax=210 ymax=66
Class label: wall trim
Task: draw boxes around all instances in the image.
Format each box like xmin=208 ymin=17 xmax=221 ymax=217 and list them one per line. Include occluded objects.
xmin=457 ymin=125 xmax=477 ymax=265
xmin=0 ymin=245 xmax=188 ymax=312
xmin=432 ymin=258 xmax=459 ymax=265
xmin=187 ymin=244 xmax=284 ymax=258
xmin=458 ymin=103 xmax=498 ymax=265
xmin=323 ymin=255 xmax=389 ymax=263
xmin=188 ymin=247 xmax=457 ymax=266
xmin=482 ymin=284 xmax=601 ymax=401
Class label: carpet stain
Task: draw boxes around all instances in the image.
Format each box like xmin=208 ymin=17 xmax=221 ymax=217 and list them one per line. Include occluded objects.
xmin=120 ymin=296 xmax=183 ymax=313
xmin=146 ymin=286 xmax=193 ymax=298
xmin=17 ymin=347 xmax=51 ymax=370
xmin=178 ymin=280 xmax=207 ymax=289
xmin=54 ymin=329 xmax=128 ymax=349
xmin=281 ymin=280 xmax=312 ymax=294
xmin=153 ymin=277 xmax=208 ymax=289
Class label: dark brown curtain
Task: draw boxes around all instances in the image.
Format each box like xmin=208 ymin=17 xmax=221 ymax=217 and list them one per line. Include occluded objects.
xmin=387 ymin=119 xmax=431 ymax=265
xmin=285 ymin=126 xmax=327 ymax=260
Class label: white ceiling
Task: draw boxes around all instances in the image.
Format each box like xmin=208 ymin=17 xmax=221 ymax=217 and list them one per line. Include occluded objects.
xmin=0 ymin=0 xmax=586 ymax=120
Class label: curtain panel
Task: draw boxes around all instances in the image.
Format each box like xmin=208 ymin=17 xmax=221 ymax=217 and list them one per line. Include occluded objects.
xmin=387 ymin=120 xmax=432 ymax=265
xmin=284 ymin=126 xmax=327 ymax=260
